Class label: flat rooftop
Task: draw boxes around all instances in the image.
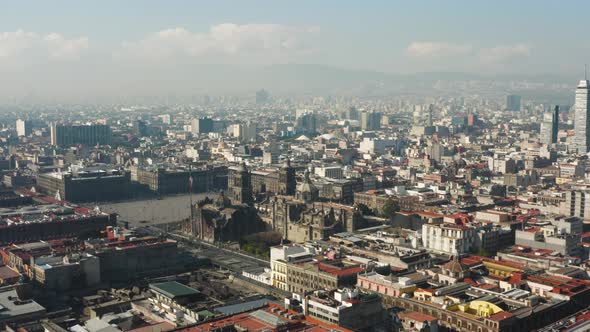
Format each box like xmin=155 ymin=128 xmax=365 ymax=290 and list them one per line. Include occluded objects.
xmin=149 ymin=281 xmax=199 ymax=299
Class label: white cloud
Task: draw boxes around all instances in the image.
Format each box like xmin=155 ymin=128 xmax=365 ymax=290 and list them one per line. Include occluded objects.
xmin=479 ymin=44 xmax=531 ymax=63
xmin=117 ymin=23 xmax=319 ymax=62
xmin=0 ymin=29 xmax=88 ymax=61
xmin=43 ymin=33 xmax=89 ymax=60
xmin=406 ymin=42 xmax=472 ymax=58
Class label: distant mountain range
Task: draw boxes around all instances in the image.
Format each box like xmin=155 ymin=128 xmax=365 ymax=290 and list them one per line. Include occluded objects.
xmin=0 ymin=63 xmax=579 ymax=104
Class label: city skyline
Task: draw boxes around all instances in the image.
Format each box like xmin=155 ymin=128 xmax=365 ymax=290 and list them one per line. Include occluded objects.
xmin=2 ymin=1 xmax=590 ymax=101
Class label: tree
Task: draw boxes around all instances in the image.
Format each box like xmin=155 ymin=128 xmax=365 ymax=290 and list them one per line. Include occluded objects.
xmin=355 ymin=203 xmax=373 ymax=216
xmin=380 ymin=198 xmax=400 ymax=218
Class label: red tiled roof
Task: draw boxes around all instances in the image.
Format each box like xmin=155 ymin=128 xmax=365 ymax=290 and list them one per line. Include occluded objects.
xmin=399 ymin=311 xmax=437 ymax=322
xmin=178 ymin=303 xmax=351 ymax=332
xmin=318 ymin=263 xmax=364 ymax=277
xmin=415 ymin=288 xmax=436 ymax=294
xmin=527 ymin=274 xmax=590 ymax=296
xmin=488 ymin=311 xmax=513 ymax=321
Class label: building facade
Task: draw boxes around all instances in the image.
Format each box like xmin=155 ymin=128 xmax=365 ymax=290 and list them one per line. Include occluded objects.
xmin=574 ymin=80 xmax=590 ymax=153
xmin=50 ymin=124 xmax=112 ymax=146
xmin=540 ymin=106 xmax=559 ymax=145
xmin=37 ymin=168 xmax=130 ymax=202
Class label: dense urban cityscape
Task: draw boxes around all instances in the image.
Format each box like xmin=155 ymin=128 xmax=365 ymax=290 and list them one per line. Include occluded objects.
xmin=4 ymin=1 xmax=590 ymax=332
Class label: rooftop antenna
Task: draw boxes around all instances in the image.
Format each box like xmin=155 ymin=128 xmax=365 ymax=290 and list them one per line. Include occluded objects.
xmin=586 ymin=64 xmax=588 ymax=80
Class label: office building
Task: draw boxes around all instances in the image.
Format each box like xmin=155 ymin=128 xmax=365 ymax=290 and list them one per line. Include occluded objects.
xmin=0 ymin=206 xmax=116 ymax=245
xmin=361 ymin=111 xmax=382 ymax=131
xmin=540 ymin=106 xmax=559 ymax=145
xmin=32 ymin=253 xmax=100 ymax=291
xmin=341 ymin=106 xmax=359 ymax=121
xmin=36 ymin=166 xmax=130 ymax=202
xmin=296 ymin=111 xmax=317 ymax=134
xmin=191 ymin=117 xmax=214 ymax=135
xmin=506 ymin=94 xmax=521 ymax=112
xmin=131 ymin=164 xmax=227 ymax=194
xmin=50 ymin=123 xmax=112 ymax=146
xmin=426 ymin=104 xmax=434 ymax=126
xmin=133 ymin=119 xmax=148 ymax=137
xmin=16 ymin=119 xmax=32 ymax=137
xmin=89 ymin=236 xmax=178 ymax=282
xmin=574 ymin=79 xmax=590 ymax=153
xmin=233 ymin=121 xmax=257 ymax=142
xmin=565 ymin=190 xmax=590 ymax=221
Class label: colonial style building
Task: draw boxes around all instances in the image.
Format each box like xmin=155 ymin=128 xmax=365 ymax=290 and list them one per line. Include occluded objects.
xmin=258 ymin=196 xmax=366 ymax=243
xmin=182 ymin=162 xmax=266 ymax=243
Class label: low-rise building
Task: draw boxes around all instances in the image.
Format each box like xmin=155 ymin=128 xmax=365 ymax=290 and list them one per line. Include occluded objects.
xmin=515 ymin=228 xmax=580 ymax=256
xmin=422 ymin=223 xmax=477 ymax=255
xmin=32 ymin=253 xmax=100 ymax=291
xmin=88 ymin=236 xmax=178 ymax=283
xmin=286 ymin=259 xmax=364 ymax=295
xmin=357 ymin=272 xmax=417 ymax=297
xmin=292 ymin=289 xmax=388 ymax=331
xmin=0 ymin=288 xmax=46 ymax=328
xmin=37 ymin=165 xmax=130 ymax=202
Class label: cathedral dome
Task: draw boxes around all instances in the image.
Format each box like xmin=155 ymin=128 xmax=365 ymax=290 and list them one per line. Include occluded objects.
xmin=442 ymin=256 xmax=468 ymax=274
xmin=300 ymin=169 xmax=318 ymax=194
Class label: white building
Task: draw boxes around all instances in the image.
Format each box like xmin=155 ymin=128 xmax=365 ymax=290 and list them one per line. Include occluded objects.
xmin=16 ymin=119 xmax=31 ymax=137
xmin=314 ymin=165 xmax=344 ymax=179
xmin=270 ymin=244 xmax=316 ymax=291
xmin=421 ymin=223 xmax=476 ymax=255
xmin=574 ymin=79 xmax=590 ymax=153
xmin=359 ymin=137 xmax=397 ymax=154
xmin=242 ymin=267 xmax=272 ymax=285
xmin=233 ymin=122 xmax=257 ymax=142
xmin=287 ymin=289 xmax=386 ymax=330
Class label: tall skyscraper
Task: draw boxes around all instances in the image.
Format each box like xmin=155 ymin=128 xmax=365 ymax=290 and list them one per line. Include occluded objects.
xmin=361 ymin=111 xmax=382 ymax=131
xmin=506 ymin=95 xmax=521 ymax=112
xmin=256 ymin=89 xmax=270 ymax=104
xmin=16 ymin=119 xmax=32 ymax=137
xmin=574 ymin=80 xmax=590 ymax=153
xmin=540 ymin=106 xmax=559 ymax=146
xmin=296 ymin=111 xmax=317 ymax=134
xmin=133 ymin=119 xmax=148 ymax=137
xmin=344 ymin=106 xmax=359 ymax=121
xmin=426 ymin=104 xmax=434 ymax=126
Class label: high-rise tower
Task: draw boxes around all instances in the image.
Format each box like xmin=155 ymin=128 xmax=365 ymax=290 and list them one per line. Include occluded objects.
xmin=540 ymin=106 xmax=559 ymax=146
xmin=574 ymin=80 xmax=590 ymax=153
xmin=16 ymin=119 xmax=32 ymax=137
xmin=506 ymin=95 xmax=521 ymax=112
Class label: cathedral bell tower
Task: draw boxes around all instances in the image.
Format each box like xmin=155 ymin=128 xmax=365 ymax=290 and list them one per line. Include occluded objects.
xmin=229 ymin=161 xmax=253 ymax=205
xmin=279 ymin=159 xmax=296 ymax=195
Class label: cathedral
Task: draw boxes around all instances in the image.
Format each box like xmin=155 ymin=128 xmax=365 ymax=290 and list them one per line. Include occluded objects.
xmin=183 ymin=161 xmax=373 ymax=244
xmin=257 ymin=168 xmax=371 ymax=243
xmin=182 ymin=162 xmax=265 ymax=243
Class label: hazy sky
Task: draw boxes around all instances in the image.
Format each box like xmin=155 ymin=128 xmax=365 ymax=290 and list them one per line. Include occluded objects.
xmin=1 ymin=1 xmax=589 ymax=100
